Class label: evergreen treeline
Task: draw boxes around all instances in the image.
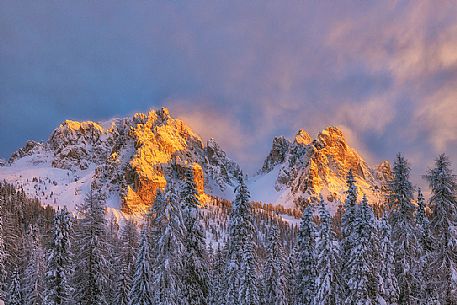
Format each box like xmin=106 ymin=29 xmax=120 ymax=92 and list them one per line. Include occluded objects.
xmin=1 ymin=154 xmax=457 ymax=305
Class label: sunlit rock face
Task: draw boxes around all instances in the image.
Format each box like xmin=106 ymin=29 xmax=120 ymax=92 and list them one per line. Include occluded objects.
xmin=257 ymin=126 xmax=390 ymax=208
xmin=5 ymin=107 xmax=241 ymax=214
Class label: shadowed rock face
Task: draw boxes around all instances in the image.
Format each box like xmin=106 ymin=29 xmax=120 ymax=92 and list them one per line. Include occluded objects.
xmin=259 ymin=126 xmax=391 ymax=207
xmin=9 ymin=107 xmax=241 ymax=214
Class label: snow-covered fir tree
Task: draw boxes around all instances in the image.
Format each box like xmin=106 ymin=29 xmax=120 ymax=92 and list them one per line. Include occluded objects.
xmin=285 ymin=252 xmax=295 ymax=305
xmin=128 ymin=229 xmax=153 ymax=305
xmin=345 ymin=195 xmax=382 ymax=304
xmin=342 ymin=169 xmax=358 ymax=251
xmin=151 ymin=186 xmax=186 ymax=305
xmin=180 ymin=168 xmax=209 ymax=305
xmin=378 ymin=216 xmax=399 ymax=304
xmin=0 ymin=198 xmax=7 ymax=299
xmin=114 ymin=218 xmax=138 ymax=305
xmin=416 ymin=188 xmax=430 ymax=249
xmin=314 ymin=195 xmax=342 ymax=305
xmin=416 ymin=188 xmax=431 ymax=302
xmin=341 ymin=169 xmax=359 ymax=297
xmin=225 ymin=175 xmax=259 ymax=305
xmin=293 ymin=205 xmax=316 ymax=305
xmin=22 ymin=226 xmax=46 ymax=305
xmin=72 ymin=188 xmax=110 ymax=305
xmin=105 ymin=216 xmax=120 ymax=304
xmin=119 ymin=218 xmax=139 ymax=278
xmin=208 ymin=243 xmax=226 ymax=305
xmin=7 ymin=268 xmax=22 ymax=305
xmin=114 ymin=266 xmax=131 ymax=305
xmin=416 ymin=189 xmax=428 ymax=231
xmin=239 ymin=230 xmax=259 ymax=305
xmin=388 ymin=153 xmax=422 ymax=303
xmin=263 ymin=223 xmax=288 ymax=305
xmin=44 ymin=207 xmax=72 ymax=305
xmin=425 ymin=154 xmax=457 ymax=304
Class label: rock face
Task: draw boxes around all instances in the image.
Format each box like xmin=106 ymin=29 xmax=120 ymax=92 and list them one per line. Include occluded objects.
xmin=254 ymin=126 xmax=390 ymax=209
xmin=4 ymin=108 xmax=241 ymax=214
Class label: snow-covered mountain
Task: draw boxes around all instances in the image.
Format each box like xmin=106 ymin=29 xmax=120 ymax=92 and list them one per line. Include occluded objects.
xmin=249 ymin=127 xmax=391 ymax=213
xmin=0 ymin=108 xmax=241 ymax=214
xmin=0 ymin=108 xmax=391 ymax=215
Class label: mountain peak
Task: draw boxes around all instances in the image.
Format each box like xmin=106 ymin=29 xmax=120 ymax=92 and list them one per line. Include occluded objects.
xmin=158 ymin=106 xmax=171 ymax=120
xmin=259 ymin=136 xmax=291 ymax=174
xmin=317 ymin=126 xmax=346 ymax=146
xmin=60 ymin=119 xmax=104 ymax=132
xmin=252 ymin=125 xmax=382 ymax=210
xmin=2 ymin=107 xmax=241 ymax=214
xmin=294 ymin=129 xmax=312 ymax=145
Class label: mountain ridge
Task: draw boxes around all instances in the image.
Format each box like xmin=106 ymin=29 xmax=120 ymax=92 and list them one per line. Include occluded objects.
xmin=0 ymin=107 xmax=389 ymax=215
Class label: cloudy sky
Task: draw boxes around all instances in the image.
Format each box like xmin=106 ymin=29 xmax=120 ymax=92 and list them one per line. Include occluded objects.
xmin=1 ymin=1 xmax=456 ymax=181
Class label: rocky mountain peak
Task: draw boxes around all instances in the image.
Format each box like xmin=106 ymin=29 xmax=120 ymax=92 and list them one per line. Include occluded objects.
xmin=252 ymin=126 xmax=383 ymax=209
xmin=316 ymin=126 xmax=346 ymax=147
xmin=259 ymin=136 xmax=291 ymax=174
xmin=3 ymin=107 xmax=240 ymax=214
xmin=294 ymin=129 xmax=312 ymax=145
xmin=158 ymin=107 xmax=171 ymax=121
xmin=9 ymin=140 xmax=41 ymax=163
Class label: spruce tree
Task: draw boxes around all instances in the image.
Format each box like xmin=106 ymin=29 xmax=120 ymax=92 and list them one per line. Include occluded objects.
xmin=72 ymin=188 xmax=110 ymax=305
xmin=151 ymin=185 xmax=186 ymax=305
xmin=342 ymin=169 xmax=358 ymax=251
xmin=293 ymin=205 xmax=316 ymax=305
xmin=416 ymin=188 xmax=429 ymax=236
xmin=7 ymin=268 xmax=22 ymax=305
xmin=341 ymin=169 xmax=359 ymax=298
xmin=0 ymin=198 xmax=7 ymax=299
xmin=378 ymin=216 xmax=399 ymax=304
xmin=105 ymin=217 xmax=119 ymax=305
xmin=114 ymin=266 xmax=131 ymax=305
xmin=128 ymin=229 xmax=153 ymax=305
xmin=425 ymin=154 xmax=457 ymax=303
xmin=416 ymin=188 xmax=431 ymax=302
xmin=225 ymin=176 xmax=259 ymax=305
xmin=313 ymin=195 xmax=342 ymax=305
xmin=345 ymin=195 xmax=382 ymax=304
xmin=208 ymin=243 xmax=226 ymax=305
xmin=44 ymin=207 xmax=72 ymax=305
xmin=388 ymin=153 xmax=422 ymax=303
xmin=285 ymin=252 xmax=295 ymax=305
xmin=263 ymin=223 xmax=288 ymax=305
xmin=239 ymin=232 xmax=259 ymax=305
xmin=114 ymin=218 xmax=138 ymax=305
xmin=181 ymin=168 xmax=209 ymax=305
xmin=23 ymin=226 xmax=46 ymax=305
xmin=119 ymin=218 xmax=139 ymax=278
xmin=416 ymin=188 xmax=430 ymax=253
